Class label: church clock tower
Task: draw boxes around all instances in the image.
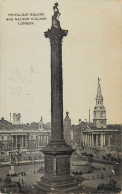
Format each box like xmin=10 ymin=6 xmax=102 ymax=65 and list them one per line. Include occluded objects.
xmin=93 ymin=78 xmax=107 ymax=128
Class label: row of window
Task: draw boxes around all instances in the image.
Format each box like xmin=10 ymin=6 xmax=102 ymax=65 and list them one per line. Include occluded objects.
xmin=94 ymin=106 xmax=104 ymax=109
xmin=0 ymin=136 xmax=9 ymax=140
xmin=30 ymin=136 xmax=38 ymax=140
xmin=30 ymin=136 xmax=49 ymax=140
xmin=94 ymin=120 xmax=106 ymax=124
xmin=0 ymin=136 xmax=49 ymax=140
xmin=97 ymin=100 xmax=102 ymax=104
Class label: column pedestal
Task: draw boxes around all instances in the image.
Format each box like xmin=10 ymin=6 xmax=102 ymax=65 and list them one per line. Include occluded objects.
xmin=35 ymin=140 xmax=78 ymax=193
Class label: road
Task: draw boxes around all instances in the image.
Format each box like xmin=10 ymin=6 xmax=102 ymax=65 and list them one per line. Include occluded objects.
xmin=0 ymin=152 xmax=121 ymax=192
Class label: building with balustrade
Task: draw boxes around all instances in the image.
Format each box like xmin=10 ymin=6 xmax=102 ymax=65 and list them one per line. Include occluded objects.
xmin=0 ymin=116 xmax=51 ymax=152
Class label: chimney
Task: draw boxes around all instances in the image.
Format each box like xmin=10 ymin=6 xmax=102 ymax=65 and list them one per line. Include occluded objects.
xmin=10 ymin=113 xmax=11 ymax=123
xmin=79 ymin=119 xmax=81 ymax=124
xmin=89 ymin=109 xmax=90 ymax=123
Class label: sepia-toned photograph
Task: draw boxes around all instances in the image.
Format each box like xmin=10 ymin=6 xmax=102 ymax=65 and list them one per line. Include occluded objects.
xmin=0 ymin=0 xmax=122 ymax=193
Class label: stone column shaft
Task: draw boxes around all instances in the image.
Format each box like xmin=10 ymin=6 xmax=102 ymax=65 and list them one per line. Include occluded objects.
xmin=22 ymin=135 xmax=23 ymax=148
xmin=103 ymin=134 xmax=105 ymax=146
xmin=15 ymin=136 xmax=17 ymax=148
xmin=96 ymin=135 xmax=98 ymax=146
xmin=87 ymin=134 xmax=88 ymax=145
xmin=108 ymin=135 xmax=110 ymax=147
xmin=40 ymin=135 xmax=42 ymax=146
xmin=101 ymin=134 xmax=103 ymax=147
xmin=25 ymin=136 xmax=26 ymax=147
xmin=90 ymin=135 xmax=92 ymax=146
xmin=91 ymin=135 xmax=93 ymax=147
xmin=88 ymin=134 xmax=89 ymax=146
xmin=11 ymin=136 xmax=13 ymax=148
xmin=51 ymin=42 xmax=63 ymax=139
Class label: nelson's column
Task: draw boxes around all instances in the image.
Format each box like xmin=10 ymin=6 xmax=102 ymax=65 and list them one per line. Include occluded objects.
xmin=36 ymin=3 xmax=78 ymax=193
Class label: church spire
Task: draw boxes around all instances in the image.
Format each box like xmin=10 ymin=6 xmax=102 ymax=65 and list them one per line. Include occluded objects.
xmin=93 ymin=78 xmax=107 ymax=129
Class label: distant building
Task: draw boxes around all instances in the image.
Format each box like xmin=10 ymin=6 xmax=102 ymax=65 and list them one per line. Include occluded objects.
xmin=83 ymin=78 xmax=121 ymax=150
xmin=63 ymin=112 xmax=71 ymax=144
xmin=71 ymin=121 xmax=86 ymax=146
xmin=70 ymin=78 xmax=121 ymax=151
xmin=0 ymin=116 xmax=51 ymax=152
xmin=13 ymin=113 xmax=21 ymax=125
xmin=0 ymin=117 xmax=12 ymax=128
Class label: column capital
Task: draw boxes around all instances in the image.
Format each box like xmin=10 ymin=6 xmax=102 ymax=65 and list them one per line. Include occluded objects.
xmin=44 ymin=27 xmax=68 ymax=44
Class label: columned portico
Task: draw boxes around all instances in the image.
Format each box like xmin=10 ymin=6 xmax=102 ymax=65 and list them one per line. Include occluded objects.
xmin=83 ymin=127 xmax=116 ymax=149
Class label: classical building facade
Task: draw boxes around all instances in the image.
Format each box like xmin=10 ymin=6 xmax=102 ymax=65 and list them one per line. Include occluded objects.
xmin=83 ymin=126 xmax=119 ymax=148
xmin=0 ymin=116 xmax=51 ymax=152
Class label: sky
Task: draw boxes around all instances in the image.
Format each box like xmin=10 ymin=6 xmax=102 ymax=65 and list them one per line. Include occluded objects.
xmin=0 ymin=0 xmax=122 ymax=125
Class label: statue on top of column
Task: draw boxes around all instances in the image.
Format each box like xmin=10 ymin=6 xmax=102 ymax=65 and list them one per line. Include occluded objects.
xmin=52 ymin=2 xmax=61 ymax=29
xmin=98 ymin=77 xmax=101 ymax=85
